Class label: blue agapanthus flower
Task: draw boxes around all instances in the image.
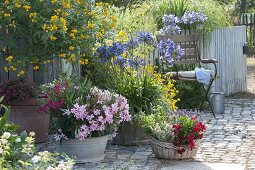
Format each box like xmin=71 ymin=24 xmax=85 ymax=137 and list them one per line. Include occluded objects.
xmin=128 ymin=56 xmax=144 ymax=68
xmin=113 ymin=56 xmax=128 ymax=69
xmin=137 ymin=32 xmax=155 ymax=45
xmin=157 ymin=39 xmax=184 ymax=66
xmin=108 ymin=42 xmax=126 ymax=56
xmin=181 ymin=11 xmax=207 ymax=24
xmin=125 ymin=38 xmax=140 ymax=50
xmin=160 ymin=14 xmax=181 ymax=36
xmin=162 ymin=14 xmax=180 ymax=26
xmin=96 ymin=45 xmax=110 ymax=63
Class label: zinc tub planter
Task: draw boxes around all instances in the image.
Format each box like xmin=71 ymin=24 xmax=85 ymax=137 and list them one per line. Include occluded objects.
xmin=8 ymin=99 xmax=49 ymax=143
xmin=56 ymin=135 xmax=110 ymax=163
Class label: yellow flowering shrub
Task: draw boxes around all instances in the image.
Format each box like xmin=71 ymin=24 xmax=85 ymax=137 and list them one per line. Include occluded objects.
xmin=0 ymin=0 xmax=117 ymax=76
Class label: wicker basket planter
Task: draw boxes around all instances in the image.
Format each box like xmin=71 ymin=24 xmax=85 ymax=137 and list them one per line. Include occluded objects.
xmin=150 ymin=137 xmax=200 ymax=159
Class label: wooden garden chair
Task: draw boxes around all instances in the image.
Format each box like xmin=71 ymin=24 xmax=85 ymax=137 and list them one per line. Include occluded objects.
xmin=157 ymin=34 xmax=218 ymax=117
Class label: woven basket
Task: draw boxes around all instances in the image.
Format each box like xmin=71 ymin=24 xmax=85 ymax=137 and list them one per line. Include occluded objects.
xmin=150 ymin=137 xmax=200 ymax=159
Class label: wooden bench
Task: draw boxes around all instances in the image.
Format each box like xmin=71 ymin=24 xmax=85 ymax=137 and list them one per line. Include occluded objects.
xmin=157 ymin=34 xmax=218 ymax=116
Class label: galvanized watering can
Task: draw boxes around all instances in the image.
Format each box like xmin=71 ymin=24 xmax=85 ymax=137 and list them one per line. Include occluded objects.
xmin=209 ymin=92 xmax=225 ymax=114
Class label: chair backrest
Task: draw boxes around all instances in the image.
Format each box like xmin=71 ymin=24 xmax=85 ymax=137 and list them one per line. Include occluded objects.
xmin=157 ymin=34 xmax=200 ymax=65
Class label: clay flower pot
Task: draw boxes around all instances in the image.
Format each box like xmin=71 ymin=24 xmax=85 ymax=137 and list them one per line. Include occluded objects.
xmin=8 ymin=99 xmax=49 ymax=143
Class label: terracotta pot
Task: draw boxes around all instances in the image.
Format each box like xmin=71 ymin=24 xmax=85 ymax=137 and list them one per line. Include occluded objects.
xmin=8 ymin=99 xmax=49 ymax=143
xmin=56 ymin=135 xmax=110 ymax=163
xmin=112 ymin=121 xmax=149 ymax=146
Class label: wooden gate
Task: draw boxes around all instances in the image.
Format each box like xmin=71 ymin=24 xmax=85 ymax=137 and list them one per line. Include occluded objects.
xmin=240 ymin=13 xmax=255 ymax=56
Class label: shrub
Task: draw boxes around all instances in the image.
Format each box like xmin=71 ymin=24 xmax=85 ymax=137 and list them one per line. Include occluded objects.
xmin=0 ymin=78 xmax=38 ymax=103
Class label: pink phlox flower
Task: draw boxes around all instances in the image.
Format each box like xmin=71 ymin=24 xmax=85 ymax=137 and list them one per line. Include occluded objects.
xmin=86 ymin=114 xmax=94 ymax=121
xmin=52 ymin=129 xmax=67 ymax=141
xmin=97 ymin=124 xmax=106 ymax=131
xmin=71 ymin=103 xmax=87 ymax=120
xmin=97 ymin=115 xmax=104 ymax=122
xmin=120 ymin=110 xmax=132 ymax=122
xmin=111 ymin=103 xmax=119 ymax=114
xmin=103 ymin=105 xmax=111 ymax=115
xmin=90 ymin=122 xmax=99 ymax=131
xmin=77 ymin=125 xmax=91 ymax=140
xmin=105 ymin=114 xmax=113 ymax=123
xmin=93 ymin=109 xmax=101 ymax=115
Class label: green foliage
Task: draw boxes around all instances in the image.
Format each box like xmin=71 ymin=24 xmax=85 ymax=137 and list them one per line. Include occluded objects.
xmin=113 ymin=3 xmax=157 ymax=32
xmin=150 ymin=0 xmax=189 ymax=30
xmin=175 ymin=81 xmax=206 ymax=110
xmin=149 ymin=0 xmax=231 ymax=32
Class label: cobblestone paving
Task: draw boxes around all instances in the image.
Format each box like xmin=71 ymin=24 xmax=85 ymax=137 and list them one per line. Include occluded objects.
xmin=35 ymin=98 xmax=254 ymax=170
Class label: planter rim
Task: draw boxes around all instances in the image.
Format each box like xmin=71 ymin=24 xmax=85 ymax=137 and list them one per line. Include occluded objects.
xmin=150 ymin=136 xmax=200 ymax=149
xmin=61 ymin=134 xmax=110 ymax=144
xmin=6 ymin=98 xmax=41 ymax=106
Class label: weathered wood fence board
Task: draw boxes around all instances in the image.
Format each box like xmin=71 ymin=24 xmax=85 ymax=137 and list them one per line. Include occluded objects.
xmin=201 ymin=26 xmax=247 ymax=95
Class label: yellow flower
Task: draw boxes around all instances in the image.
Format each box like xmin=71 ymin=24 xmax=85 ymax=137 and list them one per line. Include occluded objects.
xmin=29 ymin=12 xmax=36 ymax=18
xmin=4 ymin=13 xmax=11 ymax=17
xmin=23 ymin=5 xmax=31 ymax=11
xmin=33 ymin=66 xmax=39 ymax=71
xmin=69 ymin=33 xmax=75 ymax=38
xmin=10 ymin=65 xmax=17 ymax=71
xmin=14 ymin=3 xmax=21 ymax=8
xmin=104 ymin=10 xmax=110 ymax=16
xmin=6 ymin=55 xmax=13 ymax=62
xmin=58 ymin=53 xmax=66 ymax=58
xmin=88 ymin=11 xmax=96 ymax=18
xmin=71 ymin=29 xmax=78 ymax=33
xmin=67 ymin=54 xmax=76 ymax=63
xmin=62 ymin=12 xmax=68 ymax=17
xmin=84 ymin=58 xmax=89 ymax=64
xmin=17 ymin=70 xmax=25 ymax=77
xmin=78 ymin=59 xmax=88 ymax=65
xmin=110 ymin=15 xmax=116 ymax=21
xmin=50 ymin=24 xmax=58 ymax=31
xmin=51 ymin=0 xmax=57 ymax=3
xmin=4 ymin=0 xmax=9 ymax=4
xmin=69 ymin=46 xmax=75 ymax=50
xmin=42 ymin=24 xmax=47 ymax=30
xmin=60 ymin=17 xmax=66 ymax=25
xmin=117 ymin=30 xmax=127 ymax=39
xmin=2 ymin=47 xmax=7 ymax=52
xmin=62 ymin=1 xmax=71 ymax=9
xmin=96 ymin=32 xmax=103 ymax=39
xmin=54 ymin=9 xmax=62 ymax=14
xmin=49 ymin=35 xmax=57 ymax=41
xmin=96 ymin=2 xmax=103 ymax=6
xmin=50 ymin=15 xmax=58 ymax=22
xmin=86 ymin=21 xmax=95 ymax=29
xmin=4 ymin=67 xmax=8 ymax=72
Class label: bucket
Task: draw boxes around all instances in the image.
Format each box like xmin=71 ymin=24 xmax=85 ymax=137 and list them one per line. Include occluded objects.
xmin=209 ymin=92 xmax=225 ymax=114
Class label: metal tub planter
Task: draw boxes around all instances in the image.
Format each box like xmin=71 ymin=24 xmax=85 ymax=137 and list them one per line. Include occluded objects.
xmin=56 ymin=135 xmax=110 ymax=163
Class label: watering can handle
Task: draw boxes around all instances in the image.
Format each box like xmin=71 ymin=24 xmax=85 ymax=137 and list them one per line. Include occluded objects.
xmin=209 ymin=93 xmax=215 ymax=103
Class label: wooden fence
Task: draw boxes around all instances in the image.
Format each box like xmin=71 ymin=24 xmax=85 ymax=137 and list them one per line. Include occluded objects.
xmin=201 ymin=26 xmax=247 ymax=95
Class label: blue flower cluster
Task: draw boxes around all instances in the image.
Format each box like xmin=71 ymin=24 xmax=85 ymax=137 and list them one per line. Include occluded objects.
xmin=96 ymin=42 xmax=126 ymax=63
xmin=160 ymin=14 xmax=181 ymax=36
xmin=181 ymin=11 xmax=207 ymax=24
xmin=157 ymin=39 xmax=184 ymax=66
xmin=137 ymin=32 xmax=155 ymax=45
xmin=159 ymin=11 xmax=207 ymax=36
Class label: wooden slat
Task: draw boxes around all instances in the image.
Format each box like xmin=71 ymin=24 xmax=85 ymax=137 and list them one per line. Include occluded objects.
xmin=175 ymin=60 xmax=199 ymax=64
xmin=157 ymin=34 xmax=199 ymax=43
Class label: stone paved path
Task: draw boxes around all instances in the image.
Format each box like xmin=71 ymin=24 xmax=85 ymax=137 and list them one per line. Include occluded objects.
xmin=72 ymin=98 xmax=255 ymax=170
xmin=37 ymin=98 xmax=255 ymax=169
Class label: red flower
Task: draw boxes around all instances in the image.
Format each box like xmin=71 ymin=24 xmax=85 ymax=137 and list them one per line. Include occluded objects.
xmin=193 ymin=121 xmax=206 ymax=133
xmin=192 ymin=116 xmax=197 ymax=121
xmin=188 ymin=140 xmax=196 ymax=150
xmin=177 ymin=148 xmax=185 ymax=154
xmin=187 ymin=134 xmax=194 ymax=142
xmin=199 ymin=134 xmax=203 ymax=139
xmin=172 ymin=124 xmax=182 ymax=135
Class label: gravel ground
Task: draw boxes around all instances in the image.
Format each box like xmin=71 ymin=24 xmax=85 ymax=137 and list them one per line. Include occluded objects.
xmin=247 ymin=58 xmax=255 ymax=95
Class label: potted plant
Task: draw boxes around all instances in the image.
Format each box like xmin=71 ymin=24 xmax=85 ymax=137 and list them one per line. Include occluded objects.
xmin=40 ymin=76 xmax=132 ymax=162
xmin=0 ymin=97 xmax=74 ymax=169
xmin=0 ymin=78 xmax=49 ymax=143
xmin=140 ymin=106 xmax=206 ymax=159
